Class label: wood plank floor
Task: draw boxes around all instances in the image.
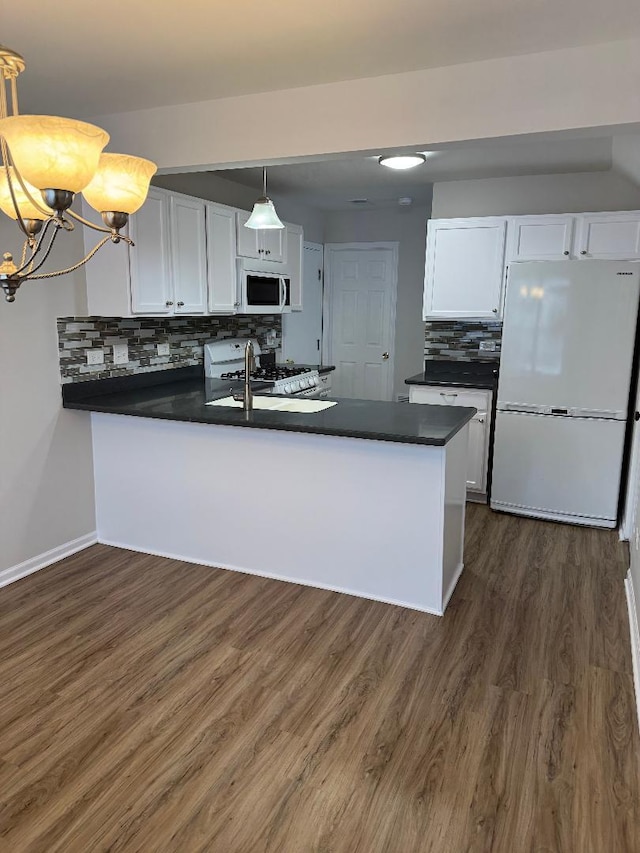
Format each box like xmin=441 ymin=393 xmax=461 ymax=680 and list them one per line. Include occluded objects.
xmin=1 ymin=505 xmax=639 ymax=852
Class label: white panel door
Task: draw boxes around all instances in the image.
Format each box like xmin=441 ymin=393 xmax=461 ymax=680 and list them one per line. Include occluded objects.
xmin=491 ymin=411 xmax=626 ymax=525
xmin=327 ymin=245 xmax=397 ymax=400
xmin=506 ymin=215 xmax=575 ymax=261
xmin=170 ymin=195 xmax=207 ymax=314
xmin=129 ymin=188 xmax=172 ymax=314
xmin=206 ymin=203 xmax=238 ymax=314
xmin=282 ymin=243 xmax=322 ymax=363
xmin=499 ymin=261 xmax=639 ymax=414
xmin=576 ymin=212 xmax=640 ymax=260
xmin=424 ymin=217 xmax=507 ymax=320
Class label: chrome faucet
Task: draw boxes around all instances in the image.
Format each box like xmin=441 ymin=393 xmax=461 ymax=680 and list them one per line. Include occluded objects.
xmin=232 ymin=340 xmax=255 ymax=411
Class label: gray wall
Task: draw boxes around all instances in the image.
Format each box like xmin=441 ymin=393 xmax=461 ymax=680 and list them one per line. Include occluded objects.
xmin=153 ymin=172 xmax=325 ymax=243
xmin=432 ymin=171 xmax=640 ymax=218
xmin=323 ymin=200 xmax=432 ymax=399
xmin=0 ymin=219 xmax=96 ymax=575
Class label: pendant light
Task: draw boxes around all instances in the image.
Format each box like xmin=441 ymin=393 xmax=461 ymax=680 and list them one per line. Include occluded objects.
xmin=244 ymin=166 xmax=284 ymax=230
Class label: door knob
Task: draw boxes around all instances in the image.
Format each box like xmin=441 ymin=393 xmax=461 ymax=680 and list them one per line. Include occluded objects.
xmin=382 ymin=352 xmax=389 ymax=360
xmin=580 ymin=250 xmax=587 ymax=255
xmin=563 ymin=250 xmax=569 ymax=256
xmin=635 ymin=411 xmax=640 ymax=422
xmin=177 ymin=301 xmax=185 ymax=307
xmin=165 ymin=300 xmax=174 ymax=306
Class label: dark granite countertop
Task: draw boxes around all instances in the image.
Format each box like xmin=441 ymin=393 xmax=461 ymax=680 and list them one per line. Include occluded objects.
xmin=62 ymin=367 xmax=475 ymax=447
xmin=405 ymin=359 xmax=499 ymax=390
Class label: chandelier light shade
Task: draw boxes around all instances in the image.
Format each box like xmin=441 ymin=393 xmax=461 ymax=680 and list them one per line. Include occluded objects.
xmin=0 ymin=43 xmax=156 ymax=303
xmin=245 ymin=166 xmax=284 ymax=230
xmin=83 ymin=153 xmax=157 ymax=216
xmin=0 ymin=115 xmax=109 ymax=192
xmin=0 ymin=167 xmax=52 ymax=221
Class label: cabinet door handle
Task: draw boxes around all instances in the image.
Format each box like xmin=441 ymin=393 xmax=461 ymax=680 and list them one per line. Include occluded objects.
xmin=492 ymin=308 xmax=498 ymax=313
xmin=166 ymin=300 xmax=174 ymax=307
xmin=266 ymin=250 xmax=271 ymax=255
xmin=478 ymin=417 xmax=485 ymax=424
xmin=580 ymin=250 xmax=587 ymax=255
xmin=563 ymin=250 xmax=569 ymax=256
xmin=177 ymin=301 xmax=185 ymax=307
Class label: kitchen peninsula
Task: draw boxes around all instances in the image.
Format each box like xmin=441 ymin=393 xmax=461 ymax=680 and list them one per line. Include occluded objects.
xmin=64 ymin=370 xmax=475 ymax=615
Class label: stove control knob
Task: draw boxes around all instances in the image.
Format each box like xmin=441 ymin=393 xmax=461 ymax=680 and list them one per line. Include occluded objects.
xmin=284 ymin=383 xmax=293 ymax=394
xmin=292 ymin=380 xmax=302 ymax=392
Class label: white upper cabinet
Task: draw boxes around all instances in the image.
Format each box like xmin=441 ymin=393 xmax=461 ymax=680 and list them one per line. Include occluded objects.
xmin=424 ymin=217 xmax=507 ymax=320
xmin=130 ymin=188 xmax=173 ymax=315
xmin=85 ymin=188 xmax=302 ymax=317
xmin=169 ymin=195 xmax=207 ymax=314
xmin=506 ymin=215 xmax=575 ymax=261
xmin=236 ymin=211 xmax=287 ymax=263
xmin=206 ymin=203 xmax=239 ymax=314
xmin=576 ymin=212 xmax=640 ymax=260
xmin=286 ymin=224 xmax=303 ymax=311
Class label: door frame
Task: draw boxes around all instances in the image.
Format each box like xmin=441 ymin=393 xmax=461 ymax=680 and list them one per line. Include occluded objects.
xmin=323 ymin=242 xmax=398 ymax=401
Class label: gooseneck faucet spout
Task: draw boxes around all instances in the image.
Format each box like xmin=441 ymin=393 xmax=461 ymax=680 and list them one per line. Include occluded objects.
xmin=243 ymin=340 xmax=254 ymax=411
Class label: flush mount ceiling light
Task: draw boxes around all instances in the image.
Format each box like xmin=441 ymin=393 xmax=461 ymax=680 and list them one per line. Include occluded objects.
xmin=378 ymin=154 xmax=427 ymax=170
xmin=0 ymin=45 xmax=157 ymax=303
xmin=244 ymin=166 xmax=284 ymax=230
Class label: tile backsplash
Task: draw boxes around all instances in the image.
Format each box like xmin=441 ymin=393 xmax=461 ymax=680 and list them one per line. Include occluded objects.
xmin=424 ymin=320 xmax=502 ymax=361
xmin=58 ymin=315 xmax=282 ymax=384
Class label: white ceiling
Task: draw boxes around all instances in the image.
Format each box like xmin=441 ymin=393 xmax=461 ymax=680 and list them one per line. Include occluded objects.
xmin=1 ymin=0 xmax=639 ymax=117
xmin=213 ymin=137 xmax=615 ymax=210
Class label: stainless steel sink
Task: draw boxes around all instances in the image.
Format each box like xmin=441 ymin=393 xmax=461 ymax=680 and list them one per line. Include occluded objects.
xmin=207 ymin=396 xmax=337 ymax=414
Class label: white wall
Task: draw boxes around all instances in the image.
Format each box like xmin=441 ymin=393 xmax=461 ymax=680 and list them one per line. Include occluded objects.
xmin=91 ymin=39 xmax=640 ymax=173
xmin=153 ymin=172 xmax=325 ymax=243
xmin=432 ymin=171 xmax=640 ymax=218
xmin=324 ymin=203 xmax=431 ymax=399
xmin=0 ymin=220 xmax=96 ymax=575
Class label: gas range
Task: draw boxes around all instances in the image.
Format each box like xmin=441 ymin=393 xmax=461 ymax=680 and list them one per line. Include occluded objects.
xmin=204 ymin=338 xmax=324 ymax=397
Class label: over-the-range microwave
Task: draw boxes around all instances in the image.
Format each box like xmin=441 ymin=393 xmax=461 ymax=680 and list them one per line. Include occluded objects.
xmin=237 ymin=260 xmax=291 ymax=314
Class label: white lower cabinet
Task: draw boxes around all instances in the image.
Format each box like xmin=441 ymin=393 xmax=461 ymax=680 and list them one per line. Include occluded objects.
xmin=409 ymin=384 xmax=492 ymax=498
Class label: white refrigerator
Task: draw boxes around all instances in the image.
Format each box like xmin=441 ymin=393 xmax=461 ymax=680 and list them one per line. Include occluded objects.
xmin=491 ymin=260 xmax=639 ymax=528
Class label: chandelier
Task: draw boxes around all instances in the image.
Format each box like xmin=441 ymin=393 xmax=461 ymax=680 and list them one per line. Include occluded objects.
xmin=0 ymin=45 xmax=157 ymax=303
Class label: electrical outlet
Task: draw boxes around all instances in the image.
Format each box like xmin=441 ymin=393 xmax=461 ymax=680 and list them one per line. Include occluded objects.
xmin=479 ymin=340 xmax=496 ymax=352
xmin=157 ymin=342 xmax=170 ymax=356
xmin=112 ymin=342 xmax=129 ymax=365
xmin=86 ymin=348 xmax=104 ymax=365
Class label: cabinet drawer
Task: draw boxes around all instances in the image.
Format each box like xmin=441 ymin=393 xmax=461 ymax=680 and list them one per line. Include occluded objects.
xmin=409 ymin=385 xmax=491 ymax=412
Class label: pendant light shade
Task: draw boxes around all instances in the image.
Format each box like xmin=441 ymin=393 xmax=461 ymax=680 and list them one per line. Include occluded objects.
xmin=0 ymin=115 xmax=109 ymax=192
xmin=82 ymin=153 xmax=157 ymax=215
xmin=0 ymin=167 xmax=52 ymax=221
xmin=244 ymin=167 xmax=284 ymax=230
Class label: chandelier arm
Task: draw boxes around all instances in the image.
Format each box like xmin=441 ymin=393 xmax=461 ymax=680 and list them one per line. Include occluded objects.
xmin=65 ymin=207 xmax=115 ymax=235
xmin=11 ymin=217 xmax=58 ymax=276
xmin=10 ymin=75 xmax=18 ymax=115
xmin=28 ymin=233 xmax=112 ymax=280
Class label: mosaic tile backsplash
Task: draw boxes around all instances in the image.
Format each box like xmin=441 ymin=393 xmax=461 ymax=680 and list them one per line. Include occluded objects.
xmin=424 ymin=320 xmax=502 ymax=361
xmin=58 ymin=315 xmax=282 ymax=384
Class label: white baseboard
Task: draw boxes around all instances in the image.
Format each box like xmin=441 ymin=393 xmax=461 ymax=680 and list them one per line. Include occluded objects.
xmin=97 ymin=536 xmax=449 ymax=617
xmin=625 ymin=569 xmax=640 ymax=735
xmin=0 ymin=532 xmax=98 ymax=589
